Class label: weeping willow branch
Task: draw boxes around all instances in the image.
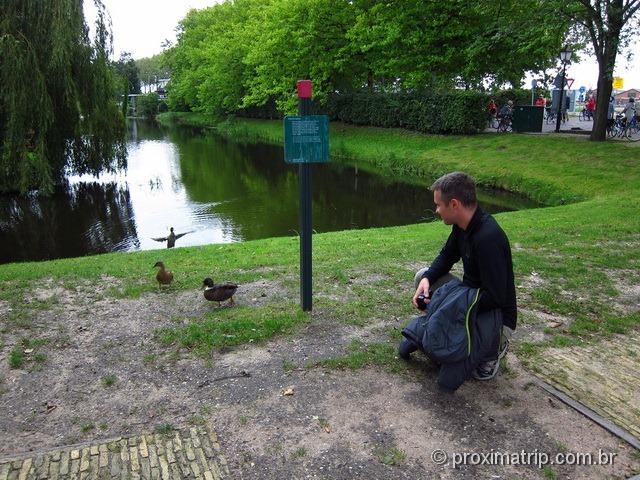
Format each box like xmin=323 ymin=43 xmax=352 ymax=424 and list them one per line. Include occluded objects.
xmin=0 ymin=0 xmax=126 ymax=194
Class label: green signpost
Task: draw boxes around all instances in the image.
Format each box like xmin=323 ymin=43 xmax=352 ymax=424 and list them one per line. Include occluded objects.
xmin=284 ymin=115 xmax=329 ymax=164
xmin=285 ymin=81 xmax=329 ymax=311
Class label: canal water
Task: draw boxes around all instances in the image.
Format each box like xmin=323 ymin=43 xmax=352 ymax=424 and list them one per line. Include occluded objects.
xmin=0 ymin=121 xmax=538 ymax=264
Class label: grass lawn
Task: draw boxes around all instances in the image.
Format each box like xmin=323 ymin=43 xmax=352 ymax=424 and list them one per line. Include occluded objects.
xmin=2 ymin=114 xmax=640 ymax=368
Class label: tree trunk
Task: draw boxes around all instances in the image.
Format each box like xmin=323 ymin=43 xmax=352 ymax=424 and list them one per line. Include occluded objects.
xmin=591 ymin=64 xmax=613 ymax=141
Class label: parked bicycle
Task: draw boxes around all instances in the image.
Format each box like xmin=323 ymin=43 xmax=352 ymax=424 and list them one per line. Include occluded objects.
xmin=496 ymin=115 xmax=513 ymax=133
xmin=607 ymin=114 xmax=640 ymax=141
xmin=578 ymin=108 xmax=594 ymax=121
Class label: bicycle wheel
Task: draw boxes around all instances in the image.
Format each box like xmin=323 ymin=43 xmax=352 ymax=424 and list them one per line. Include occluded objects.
xmin=623 ymin=125 xmax=640 ymax=142
xmin=546 ymin=113 xmax=555 ymax=125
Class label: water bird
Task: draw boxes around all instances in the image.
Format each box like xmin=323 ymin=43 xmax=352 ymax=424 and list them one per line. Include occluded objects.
xmin=152 ymin=227 xmax=192 ymax=248
xmin=202 ymin=277 xmax=238 ymax=307
xmin=154 ymin=261 xmax=174 ymax=290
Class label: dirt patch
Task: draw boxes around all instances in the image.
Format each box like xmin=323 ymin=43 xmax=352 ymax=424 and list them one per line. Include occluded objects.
xmin=602 ymin=269 xmax=640 ymax=314
xmin=0 ymin=284 xmax=638 ymax=479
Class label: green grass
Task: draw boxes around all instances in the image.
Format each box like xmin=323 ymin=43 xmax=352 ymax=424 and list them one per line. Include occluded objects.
xmin=372 ymin=446 xmax=406 ymax=466
xmin=8 ymin=347 xmax=24 ymax=369
xmin=101 ymin=375 xmax=118 ymax=387
xmin=154 ymin=424 xmax=175 ymax=435
xmin=3 ymin=115 xmax=640 ymax=366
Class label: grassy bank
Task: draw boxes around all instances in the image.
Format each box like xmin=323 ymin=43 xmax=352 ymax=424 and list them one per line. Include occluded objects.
xmin=2 ymin=114 xmax=640 ymax=368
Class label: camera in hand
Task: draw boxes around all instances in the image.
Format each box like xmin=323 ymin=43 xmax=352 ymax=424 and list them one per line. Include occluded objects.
xmin=416 ymin=294 xmax=428 ymax=311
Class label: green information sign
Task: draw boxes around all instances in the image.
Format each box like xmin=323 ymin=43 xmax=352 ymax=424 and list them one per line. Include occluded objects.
xmin=284 ymin=115 xmax=329 ymax=164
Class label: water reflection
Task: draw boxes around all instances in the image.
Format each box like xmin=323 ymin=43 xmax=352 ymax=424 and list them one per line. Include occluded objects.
xmin=0 ymin=120 xmax=539 ymax=264
xmin=0 ymin=183 xmax=138 ymax=263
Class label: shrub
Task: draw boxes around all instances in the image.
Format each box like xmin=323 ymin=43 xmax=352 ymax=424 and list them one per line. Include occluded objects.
xmin=137 ymin=92 xmax=160 ymax=118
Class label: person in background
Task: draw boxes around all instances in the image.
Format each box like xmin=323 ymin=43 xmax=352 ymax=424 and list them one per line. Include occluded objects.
xmin=534 ymin=95 xmax=546 ymax=107
xmin=622 ymin=97 xmax=636 ymax=125
xmin=607 ymin=95 xmax=616 ymax=132
xmin=488 ymin=99 xmax=497 ymax=117
xmin=586 ymin=94 xmax=596 ymax=114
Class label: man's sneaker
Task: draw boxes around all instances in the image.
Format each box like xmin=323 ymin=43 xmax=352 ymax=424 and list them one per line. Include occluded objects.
xmin=472 ymin=359 xmax=500 ymax=381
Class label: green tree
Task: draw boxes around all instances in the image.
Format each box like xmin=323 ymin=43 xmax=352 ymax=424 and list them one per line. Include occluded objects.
xmin=564 ymin=0 xmax=640 ymax=141
xmin=114 ymin=52 xmax=141 ymax=94
xmin=137 ymin=92 xmax=160 ymax=118
xmin=0 ymin=0 xmax=126 ymax=194
xmin=135 ymin=53 xmax=171 ymax=88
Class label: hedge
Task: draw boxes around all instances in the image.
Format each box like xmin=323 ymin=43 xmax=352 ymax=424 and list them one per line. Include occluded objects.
xmin=233 ymin=89 xmax=535 ymax=135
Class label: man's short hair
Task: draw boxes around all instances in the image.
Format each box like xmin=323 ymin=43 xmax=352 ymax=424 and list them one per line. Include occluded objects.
xmin=430 ymin=172 xmax=477 ymax=207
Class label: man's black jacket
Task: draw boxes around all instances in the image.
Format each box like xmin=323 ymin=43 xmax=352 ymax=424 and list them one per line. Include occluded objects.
xmin=423 ymin=207 xmax=517 ymax=329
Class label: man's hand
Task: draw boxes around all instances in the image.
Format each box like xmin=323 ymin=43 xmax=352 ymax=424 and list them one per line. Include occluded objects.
xmin=412 ymin=277 xmax=431 ymax=309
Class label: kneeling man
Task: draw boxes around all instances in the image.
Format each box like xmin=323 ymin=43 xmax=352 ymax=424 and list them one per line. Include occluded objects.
xmin=400 ymin=172 xmax=517 ymax=390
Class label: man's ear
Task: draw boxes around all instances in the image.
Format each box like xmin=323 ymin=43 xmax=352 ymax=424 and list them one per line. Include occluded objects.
xmin=449 ymin=198 xmax=460 ymax=209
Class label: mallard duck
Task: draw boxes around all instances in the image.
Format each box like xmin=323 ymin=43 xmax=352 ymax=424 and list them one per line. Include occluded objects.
xmin=154 ymin=261 xmax=174 ymax=290
xmin=151 ymin=227 xmax=192 ymax=248
xmin=203 ymin=277 xmax=238 ymax=306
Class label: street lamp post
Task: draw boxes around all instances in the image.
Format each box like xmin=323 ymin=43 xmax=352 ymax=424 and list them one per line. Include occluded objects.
xmin=555 ymin=48 xmax=573 ymax=133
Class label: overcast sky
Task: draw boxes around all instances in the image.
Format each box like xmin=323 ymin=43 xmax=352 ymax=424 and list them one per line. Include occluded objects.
xmin=85 ymin=0 xmax=640 ymax=91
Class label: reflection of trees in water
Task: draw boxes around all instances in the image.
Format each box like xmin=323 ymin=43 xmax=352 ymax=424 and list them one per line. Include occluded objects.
xmin=171 ymin=131 xmax=527 ymax=242
xmin=0 ymin=182 xmax=138 ymax=263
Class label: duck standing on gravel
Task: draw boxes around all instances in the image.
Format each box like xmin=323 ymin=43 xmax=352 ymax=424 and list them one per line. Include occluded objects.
xmin=152 ymin=227 xmax=191 ymax=248
xmin=154 ymin=261 xmax=174 ymax=290
xmin=202 ymin=278 xmax=238 ymax=307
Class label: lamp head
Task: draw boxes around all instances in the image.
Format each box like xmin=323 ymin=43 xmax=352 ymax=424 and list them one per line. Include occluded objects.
xmin=560 ymin=49 xmax=572 ymax=63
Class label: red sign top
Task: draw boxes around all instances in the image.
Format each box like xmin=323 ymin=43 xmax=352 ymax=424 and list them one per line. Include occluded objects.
xmin=297 ymin=80 xmax=312 ymax=99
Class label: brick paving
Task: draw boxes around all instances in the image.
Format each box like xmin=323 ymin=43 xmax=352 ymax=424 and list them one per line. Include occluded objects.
xmin=0 ymin=425 xmax=230 ymax=480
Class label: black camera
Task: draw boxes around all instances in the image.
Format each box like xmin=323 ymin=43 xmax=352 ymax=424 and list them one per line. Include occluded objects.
xmin=416 ymin=294 xmax=428 ymax=311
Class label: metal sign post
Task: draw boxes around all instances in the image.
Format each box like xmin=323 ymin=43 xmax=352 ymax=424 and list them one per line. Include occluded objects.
xmin=283 ymin=80 xmax=329 ymax=311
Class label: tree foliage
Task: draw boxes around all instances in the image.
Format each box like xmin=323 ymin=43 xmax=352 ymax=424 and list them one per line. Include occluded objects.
xmin=114 ymin=52 xmax=141 ymax=94
xmin=165 ymin=0 xmax=568 ymax=116
xmin=135 ymin=53 xmax=171 ymax=85
xmin=562 ymin=0 xmax=640 ymax=140
xmin=0 ymin=0 xmax=126 ymax=194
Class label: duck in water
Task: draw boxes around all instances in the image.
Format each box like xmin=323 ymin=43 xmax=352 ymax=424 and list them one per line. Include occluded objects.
xmin=152 ymin=227 xmax=191 ymax=248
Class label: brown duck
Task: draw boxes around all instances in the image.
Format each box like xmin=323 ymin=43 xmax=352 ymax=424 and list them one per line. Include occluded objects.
xmin=203 ymin=278 xmax=238 ymax=306
xmin=154 ymin=261 xmax=174 ymax=290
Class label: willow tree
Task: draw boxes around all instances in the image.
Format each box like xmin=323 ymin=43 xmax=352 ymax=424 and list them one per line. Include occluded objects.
xmin=0 ymin=0 xmax=126 ymax=194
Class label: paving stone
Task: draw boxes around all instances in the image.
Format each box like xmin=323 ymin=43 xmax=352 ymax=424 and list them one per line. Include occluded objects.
xmin=36 ymin=455 xmax=50 ymax=480
xmin=138 ymin=437 xmax=149 ymax=459
xmin=98 ymin=445 xmax=108 ymax=469
xmin=80 ymin=448 xmax=90 ymax=472
xmin=48 ymin=460 xmax=59 ymax=480
xmin=157 ymin=456 xmax=170 ymax=480
xmin=171 ymin=434 xmax=182 ymax=453
xmin=0 ymin=426 xmax=229 ymax=480
xmin=17 ymin=458 xmax=32 ymax=480
xmin=184 ymin=439 xmax=196 ymax=462
xmin=163 ymin=442 xmax=175 ymax=465
xmin=59 ymin=452 xmax=70 ymax=476
xmin=148 ymin=445 xmax=158 ymax=468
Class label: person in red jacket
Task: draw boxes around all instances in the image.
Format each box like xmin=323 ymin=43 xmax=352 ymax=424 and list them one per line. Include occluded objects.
xmin=534 ymin=95 xmax=546 ymax=107
xmin=586 ymin=95 xmax=596 ymax=113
